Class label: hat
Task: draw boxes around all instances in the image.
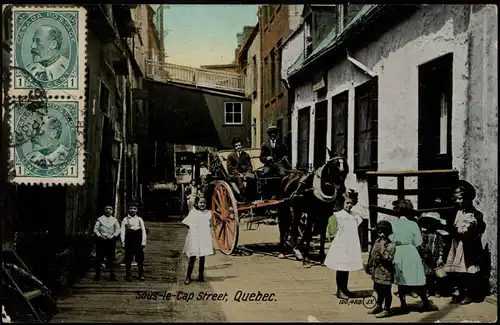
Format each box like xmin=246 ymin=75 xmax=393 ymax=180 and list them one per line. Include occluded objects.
xmin=392 ymin=199 xmax=418 ymax=215
xmin=454 ymin=180 xmax=476 ymax=200
xmin=232 ymin=137 xmax=242 ymax=147
xmin=418 ymin=211 xmax=447 ymax=229
xmin=376 ymin=220 xmax=393 ymax=236
xmin=267 ymin=125 xmax=278 ymax=133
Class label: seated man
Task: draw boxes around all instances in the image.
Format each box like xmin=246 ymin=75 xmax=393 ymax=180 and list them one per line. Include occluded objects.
xmin=260 ymin=125 xmax=288 ymax=178
xmin=260 ymin=125 xmax=288 ymax=198
xmin=227 ymin=137 xmax=256 ymax=203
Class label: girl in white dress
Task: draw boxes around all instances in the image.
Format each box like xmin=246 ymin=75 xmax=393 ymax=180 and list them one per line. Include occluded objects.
xmin=324 ymin=189 xmax=364 ymax=299
xmin=182 ymin=196 xmax=214 ymax=284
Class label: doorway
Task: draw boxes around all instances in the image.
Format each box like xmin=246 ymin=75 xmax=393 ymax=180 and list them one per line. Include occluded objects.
xmin=418 ymin=53 xmax=453 ymax=209
xmin=314 ymin=100 xmax=328 ymax=168
xmin=98 ymin=116 xmax=115 ymax=210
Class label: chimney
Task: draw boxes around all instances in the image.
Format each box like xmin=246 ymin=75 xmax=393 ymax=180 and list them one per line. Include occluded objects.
xmin=243 ymin=26 xmax=254 ymax=41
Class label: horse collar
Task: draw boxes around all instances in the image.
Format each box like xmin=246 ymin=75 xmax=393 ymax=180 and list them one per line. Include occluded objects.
xmin=312 ymin=166 xmax=337 ymax=203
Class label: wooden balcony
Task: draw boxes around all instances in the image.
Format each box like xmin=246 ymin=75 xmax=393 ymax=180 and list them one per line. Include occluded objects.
xmin=145 ymin=60 xmax=245 ymax=93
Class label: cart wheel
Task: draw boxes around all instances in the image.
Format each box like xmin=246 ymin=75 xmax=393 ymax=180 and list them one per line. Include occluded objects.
xmin=211 ymin=181 xmax=239 ymax=255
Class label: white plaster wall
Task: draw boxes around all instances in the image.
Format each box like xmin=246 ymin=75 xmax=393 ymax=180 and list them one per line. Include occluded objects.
xmin=289 ymin=5 xmax=498 ymax=291
xmin=247 ymin=32 xmax=262 ymax=148
xmin=281 ymin=27 xmax=305 ymax=81
xmin=462 ymin=5 xmax=498 ymax=293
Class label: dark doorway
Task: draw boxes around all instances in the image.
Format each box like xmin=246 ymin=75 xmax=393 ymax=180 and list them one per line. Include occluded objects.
xmin=297 ymin=107 xmax=310 ymax=170
xmin=314 ymin=100 xmax=328 ymax=168
xmin=331 ymin=91 xmax=348 ymax=157
xmin=98 ymin=116 xmax=115 ymax=210
xmin=418 ymin=53 xmax=453 ymax=209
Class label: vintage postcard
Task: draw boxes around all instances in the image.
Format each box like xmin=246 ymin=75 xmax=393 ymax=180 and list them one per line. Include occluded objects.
xmin=8 ymin=98 xmax=85 ymax=185
xmin=9 ymin=6 xmax=87 ymax=95
xmin=0 ymin=4 xmax=497 ymax=324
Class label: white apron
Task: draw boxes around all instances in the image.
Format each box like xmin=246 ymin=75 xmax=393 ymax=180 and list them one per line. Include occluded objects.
xmin=182 ymin=209 xmax=214 ymax=257
xmin=324 ymin=209 xmax=364 ymax=271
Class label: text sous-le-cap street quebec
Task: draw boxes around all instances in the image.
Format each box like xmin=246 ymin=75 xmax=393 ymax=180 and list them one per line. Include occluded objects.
xmin=0 ymin=4 xmax=497 ymax=323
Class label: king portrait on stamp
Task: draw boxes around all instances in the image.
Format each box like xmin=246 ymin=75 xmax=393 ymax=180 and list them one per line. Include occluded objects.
xmin=9 ymin=100 xmax=85 ymax=185
xmin=10 ymin=7 xmax=87 ymax=93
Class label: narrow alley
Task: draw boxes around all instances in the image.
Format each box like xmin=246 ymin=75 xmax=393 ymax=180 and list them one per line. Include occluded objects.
xmin=51 ymin=220 xmax=497 ymax=323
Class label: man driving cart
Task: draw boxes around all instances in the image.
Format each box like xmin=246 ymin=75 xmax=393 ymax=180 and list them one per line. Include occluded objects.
xmin=259 ymin=125 xmax=288 ymax=198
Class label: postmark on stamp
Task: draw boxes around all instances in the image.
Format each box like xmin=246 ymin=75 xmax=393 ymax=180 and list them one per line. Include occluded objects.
xmin=8 ymin=98 xmax=85 ymax=185
xmin=10 ymin=7 xmax=87 ymax=94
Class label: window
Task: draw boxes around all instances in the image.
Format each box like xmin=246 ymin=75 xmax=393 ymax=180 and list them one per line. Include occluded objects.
xmin=252 ymin=55 xmax=258 ymax=95
xmin=276 ymin=118 xmax=284 ymax=142
xmin=99 ymin=81 xmax=110 ymax=114
xmin=263 ymin=57 xmax=269 ymax=102
xmin=115 ymin=87 xmax=123 ymax=125
xmin=224 ymin=102 xmax=243 ymax=125
xmin=331 ymin=91 xmax=348 ymax=158
xmin=354 ymin=77 xmax=378 ymax=172
xmin=270 ymin=49 xmax=276 ymax=99
xmin=314 ymin=101 xmax=328 ymax=168
xmin=418 ymin=53 xmax=453 ymax=170
xmin=343 ymin=4 xmax=364 ymax=28
xmin=297 ymin=107 xmax=311 ymax=170
xmin=311 ymin=7 xmax=338 ymax=51
xmin=276 ymin=39 xmax=283 ymax=94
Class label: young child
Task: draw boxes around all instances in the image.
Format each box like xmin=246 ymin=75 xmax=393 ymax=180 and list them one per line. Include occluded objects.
xmin=417 ymin=212 xmax=447 ymax=297
xmin=121 ymin=203 xmax=147 ymax=281
xmin=323 ymin=190 xmax=365 ymax=299
xmin=182 ymin=196 xmax=214 ymax=284
xmin=366 ymin=220 xmax=396 ymax=318
xmin=93 ymin=205 xmax=120 ymax=281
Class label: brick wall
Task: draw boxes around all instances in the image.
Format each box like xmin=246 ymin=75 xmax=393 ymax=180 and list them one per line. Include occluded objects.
xmin=260 ymin=5 xmax=291 ymax=145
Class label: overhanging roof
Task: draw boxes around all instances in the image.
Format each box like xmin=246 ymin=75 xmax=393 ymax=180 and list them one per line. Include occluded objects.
xmin=288 ymin=5 xmax=379 ymax=78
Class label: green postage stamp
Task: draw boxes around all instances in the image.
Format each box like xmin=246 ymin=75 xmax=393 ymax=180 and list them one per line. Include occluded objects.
xmin=7 ymin=5 xmax=87 ymax=185
xmin=9 ymin=100 xmax=85 ymax=185
xmin=10 ymin=6 xmax=87 ymax=95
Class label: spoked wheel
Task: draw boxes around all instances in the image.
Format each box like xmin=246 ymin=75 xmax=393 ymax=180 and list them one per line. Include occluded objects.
xmin=211 ymin=181 xmax=239 ymax=255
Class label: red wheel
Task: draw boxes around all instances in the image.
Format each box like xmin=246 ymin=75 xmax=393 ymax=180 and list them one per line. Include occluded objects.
xmin=211 ymin=181 xmax=239 ymax=254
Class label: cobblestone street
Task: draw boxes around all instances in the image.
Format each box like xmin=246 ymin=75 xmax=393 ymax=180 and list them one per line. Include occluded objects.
xmin=51 ymin=220 xmax=497 ymax=323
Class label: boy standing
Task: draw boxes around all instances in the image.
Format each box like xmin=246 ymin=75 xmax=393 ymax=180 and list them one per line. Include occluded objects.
xmin=93 ymin=206 xmax=121 ymax=281
xmin=121 ymin=203 xmax=147 ymax=281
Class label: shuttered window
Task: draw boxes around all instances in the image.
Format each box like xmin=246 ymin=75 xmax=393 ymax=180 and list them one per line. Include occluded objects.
xmin=331 ymin=91 xmax=348 ymax=158
xmin=314 ymin=101 xmax=328 ymax=168
xmin=354 ymin=77 xmax=378 ymax=172
xmin=297 ymin=107 xmax=311 ymax=170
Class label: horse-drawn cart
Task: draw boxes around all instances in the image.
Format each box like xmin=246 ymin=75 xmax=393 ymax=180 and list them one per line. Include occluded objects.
xmin=209 ymin=149 xmax=286 ymax=255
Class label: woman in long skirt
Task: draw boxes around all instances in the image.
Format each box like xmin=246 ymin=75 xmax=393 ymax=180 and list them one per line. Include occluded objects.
xmin=182 ymin=196 xmax=214 ymax=284
xmin=390 ymin=199 xmax=438 ymax=313
xmin=324 ymin=189 xmax=365 ymax=299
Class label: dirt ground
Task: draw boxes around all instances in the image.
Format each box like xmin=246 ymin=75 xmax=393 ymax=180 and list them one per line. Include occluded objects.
xmin=51 ymin=220 xmax=498 ymax=323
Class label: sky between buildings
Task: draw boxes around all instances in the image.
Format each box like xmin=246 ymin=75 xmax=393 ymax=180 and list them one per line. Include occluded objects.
xmin=150 ymin=4 xmax=259 ymax=68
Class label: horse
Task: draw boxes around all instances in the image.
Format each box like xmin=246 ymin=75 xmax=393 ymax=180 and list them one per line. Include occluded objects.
xmin=279 ymin=149 xmax=349 ymax=267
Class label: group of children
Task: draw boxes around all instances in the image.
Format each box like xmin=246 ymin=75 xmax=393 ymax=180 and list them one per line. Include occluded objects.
xmin=325 ymin=180 xmax=484 ymax=318
xmin=93 ymin=203 xmax=147 ymax=282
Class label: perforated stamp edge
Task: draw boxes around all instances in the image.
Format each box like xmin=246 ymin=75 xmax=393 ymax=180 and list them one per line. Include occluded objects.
xmin=8 ymin=5 xmax=88 ymax=98
xmin=6 ymin=97 xmax=87 ymax=186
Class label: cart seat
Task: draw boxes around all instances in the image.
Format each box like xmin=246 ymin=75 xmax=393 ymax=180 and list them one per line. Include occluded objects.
xmin=213 ymin=148 xmax=265 ymax=196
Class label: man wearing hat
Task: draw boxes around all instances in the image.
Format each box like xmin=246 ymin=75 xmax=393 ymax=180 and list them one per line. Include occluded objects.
xmin=227 ymin=137 xmax=256 ymax=203
xmin=260 ymin=125 xmax=288 ymax=178
xmin=445 ymin=180 xmax=486 ymax=304
xmin=120 ymin=202 xmax=147 ymax=281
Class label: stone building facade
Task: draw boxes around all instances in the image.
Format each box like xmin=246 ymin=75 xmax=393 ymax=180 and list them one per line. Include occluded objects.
xmin=282 ymin=4 xmax=498 ymax=292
